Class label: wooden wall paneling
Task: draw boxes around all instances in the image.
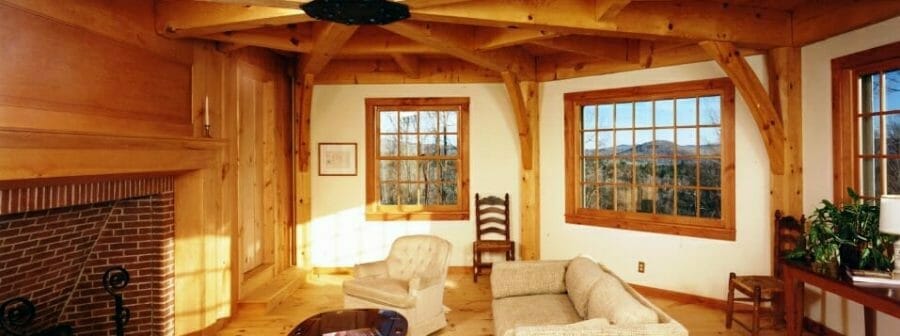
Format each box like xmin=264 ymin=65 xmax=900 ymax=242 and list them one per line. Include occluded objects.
xmin=238 ymin=73 xmax=263 ymax=274
xmin=0 ymin=3 xmax=192 ymax=137
xmin=262 ymin=81 xmax=278 ymax=267
xmin=296 ymin=73 xmax=314 ymax=268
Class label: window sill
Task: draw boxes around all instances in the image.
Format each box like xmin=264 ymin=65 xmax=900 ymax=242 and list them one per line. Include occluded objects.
xmin=366 ymin=211 xmax=470 ymax=221
xmin=565 ymin=213 xmax=735 ymax=241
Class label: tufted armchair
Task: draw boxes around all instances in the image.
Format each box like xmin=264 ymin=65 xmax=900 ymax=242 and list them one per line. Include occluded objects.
xmin=343 ymin=235 xmax=452 ymax=336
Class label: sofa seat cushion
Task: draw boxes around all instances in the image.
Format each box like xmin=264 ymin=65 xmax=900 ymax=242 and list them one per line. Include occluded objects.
xmin=493 ymin=294 xmax=581 ymax=336
xmin=587 ymin=270 xmax=658 ymax=325
xmin=565 ymin=256 xmax=604 ymax=318
xmin=343 ymin=278 xmax=414 ymax=308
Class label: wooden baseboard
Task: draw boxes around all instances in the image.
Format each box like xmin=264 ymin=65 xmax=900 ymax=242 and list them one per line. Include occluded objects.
xmin=803 ymin=317 xmax=844 ymax=336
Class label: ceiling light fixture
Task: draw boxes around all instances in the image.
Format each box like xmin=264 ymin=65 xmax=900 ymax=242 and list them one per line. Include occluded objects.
xmin=301 ymin=0 xmax=411 ymax=25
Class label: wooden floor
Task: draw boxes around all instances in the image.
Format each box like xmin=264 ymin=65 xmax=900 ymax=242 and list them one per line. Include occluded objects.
xmin=218 ymin=272 xmax=808 ymax=336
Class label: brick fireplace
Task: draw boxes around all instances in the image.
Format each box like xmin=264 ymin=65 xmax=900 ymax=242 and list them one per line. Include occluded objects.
xmin=0 ymin=176 xmax=175 ymax=335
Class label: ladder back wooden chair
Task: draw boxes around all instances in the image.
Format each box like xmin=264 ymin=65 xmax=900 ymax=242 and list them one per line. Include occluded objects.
xmin=726 ymin=210 xmax=805 ymax=335
xmin=472 ymin=193 xmax=514 ymax=282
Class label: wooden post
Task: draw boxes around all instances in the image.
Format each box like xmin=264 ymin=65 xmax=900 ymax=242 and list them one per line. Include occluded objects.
xmin=767 ymin=47 xmax=803 ymax=218
xmin=296 ymin=72 xmax=314 ymax=268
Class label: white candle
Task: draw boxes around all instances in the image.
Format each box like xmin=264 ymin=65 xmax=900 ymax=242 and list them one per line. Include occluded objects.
xmin=204 ymin=96 xmax=210 ymax=126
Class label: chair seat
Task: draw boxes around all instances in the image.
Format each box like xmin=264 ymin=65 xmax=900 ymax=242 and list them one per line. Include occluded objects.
xmin=343 ymin=278 xmax=415 ymax=308
xmin=732 ymin=275 xmax=783 ymax=299
xmin=474 ymin=240 xmax=514 ymax=251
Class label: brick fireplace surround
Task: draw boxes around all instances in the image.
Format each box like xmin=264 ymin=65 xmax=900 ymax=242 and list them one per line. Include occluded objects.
xmin=0 ymin=176 xmax=175 ymax=335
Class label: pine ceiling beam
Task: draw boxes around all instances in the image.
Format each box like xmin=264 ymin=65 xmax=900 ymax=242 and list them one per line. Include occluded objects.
xmin=342 ymin=28 xmax=443 ymax=55
xmin=391 ymin=54 xmax=421 ymax=78
xmin=403 ymin=0 xmax=475 ymax=8
xmin=202 ymin=27 xmax=441 ymax=55
xmin=791 ymin=0 xmax=900 ymax=46
xmin=700 ymin=41 xmax=785 ymax=174
xmin=300 ymin=22 xmax=358 ymax=75
xmin=381 ymin=21 xmax=536 ymax=80
xmin=156 ymin=0 xmax=312 ymax=37
xmin=204 ymin=31 xmax=313 ymax=53
xmin=475 ymin=28 xmax=558 ymax=51
xmin=410 ymin=0 xmax=792 ymax=47
xmin=194 ymin=0 xmax=305 ymax=9
xmin=530 ymin=36 xmax=631 ymax=62
xmin=595 ymin=0 xmax=631 ymax=20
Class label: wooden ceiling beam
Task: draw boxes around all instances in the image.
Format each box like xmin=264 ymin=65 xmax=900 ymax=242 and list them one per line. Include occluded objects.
xmin=300 ymin=22 xmax=358 ymax=75
xmin=342 ymin=28 xmax=443 ymax=55
xmin=595 ymin=0 xmax=631 ymax=20
xmin=404 ymin=0 xmax=475 ymax=8
xmin=156 ymin=0 xmax=311 ymax=37
xmin=410 ymin=0 xmax=792 ymax=47
xmin=791 ymin=0 xmax=900 ymax=46
xmin=202 ymin=27 xmax=442 ymax=55
xmin=203 ymin=30 xmax=313 ymax=53
xmin=700 ymin=41 xmax=785 ymax=174
xmin=530 ymin=36 xmax=630 ymax=62
xmin=315 ymin=58 xmax=503 ymax=84
xmin=381 ymin=21 xmax=536 ymax=80
xmin=391 ymin=54 xmax=421 ymax=78
xmin=475 ymin=28 xmax=558 ymax=51
xmin=193 ymin=0 xmax=304 ymax=9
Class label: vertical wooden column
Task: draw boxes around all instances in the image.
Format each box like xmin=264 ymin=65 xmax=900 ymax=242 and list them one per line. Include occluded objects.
xmin=767 ymin=47 xmax=804 ymax=218
xmin=295 ymin=72 xmax=314 ymax=268
xmin=502 ymin=71 xmax=541 ymax=260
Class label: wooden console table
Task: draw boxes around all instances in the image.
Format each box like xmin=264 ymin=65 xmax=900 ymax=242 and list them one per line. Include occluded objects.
xmin=782 ymin=262 xmax=900 ymax=336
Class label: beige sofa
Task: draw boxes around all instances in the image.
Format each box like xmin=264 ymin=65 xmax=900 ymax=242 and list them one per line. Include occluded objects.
xmin=490 ymin=257 xmax=688 ymax=336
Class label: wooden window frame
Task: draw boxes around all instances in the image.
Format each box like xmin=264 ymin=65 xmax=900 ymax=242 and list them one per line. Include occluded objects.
xmin=832 ymin=41 xmax=900 ymax=203
xmin=564 ymin=78 xmax=736 ymax=241
xmin=365 ymin=97 xmax=470 ymax=221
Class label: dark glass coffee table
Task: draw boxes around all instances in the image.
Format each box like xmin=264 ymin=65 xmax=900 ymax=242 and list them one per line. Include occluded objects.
xmin=288 ymin=309 xmax=407 ymax=336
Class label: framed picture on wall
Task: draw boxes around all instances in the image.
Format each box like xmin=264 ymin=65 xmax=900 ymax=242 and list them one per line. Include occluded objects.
xmin=319 ymin=143 xmax=357 ymax=176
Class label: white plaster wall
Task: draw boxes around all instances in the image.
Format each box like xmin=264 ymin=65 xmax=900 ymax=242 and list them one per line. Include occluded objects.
xmin=801 ymin=16 xmax=900 ymax=335
xmin=540 ymin=57 xmax=772 ymax=300
xmin=309 ymin=83 xmax=521 ymax=267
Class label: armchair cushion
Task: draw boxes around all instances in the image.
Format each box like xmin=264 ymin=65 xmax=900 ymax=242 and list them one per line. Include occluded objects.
xmin=353 ymin=260 xmax=388 ymax=279
xmin=343 ymin=277 xmax=415 ymax=308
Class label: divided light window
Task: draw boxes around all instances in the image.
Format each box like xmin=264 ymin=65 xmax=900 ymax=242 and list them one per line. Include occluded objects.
xmin=365 ymin=97 xmax=469 ymax=221
xmin=564 ymin=79 xmax=736 ymax=240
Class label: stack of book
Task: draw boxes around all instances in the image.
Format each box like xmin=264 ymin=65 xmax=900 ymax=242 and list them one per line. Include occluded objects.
xmin=847 ymin=269 xmax=900 ymax=287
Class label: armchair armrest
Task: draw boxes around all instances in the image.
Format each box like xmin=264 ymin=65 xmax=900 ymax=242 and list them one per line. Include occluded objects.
xmin=408 ymin=276 xmax=442 ymax=293
xmin=353 ymin=260 xmax=388 ymax=279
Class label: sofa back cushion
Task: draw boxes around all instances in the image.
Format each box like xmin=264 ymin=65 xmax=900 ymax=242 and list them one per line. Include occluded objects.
xmin=565 ymin=256 xmax=604 ymax=318
xmin=587 ymin=269 xmax=658 ymax=325
xmin=491 ymin=260 xmax=568 ymax=299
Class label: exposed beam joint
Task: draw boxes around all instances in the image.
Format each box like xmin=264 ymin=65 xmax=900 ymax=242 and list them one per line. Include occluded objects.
xmin=476 ymin=28 xmax=558 ymax=51
xmin=300 ymin=22 xmax=358 ymax=75
xmin=531 ymin=36 xmax=631 ymax=62
xmin=700 ymin=41 xmax=785 ymax=174
xmin=501 ymin=71 xmax=533 ymax=170
xmin=391 ymin=54 xmax=421 ymax=78
xmin=156 ymin=0 xmax=311 ymax=37
xmin=595 ymin=0 xmax=631 ymax=21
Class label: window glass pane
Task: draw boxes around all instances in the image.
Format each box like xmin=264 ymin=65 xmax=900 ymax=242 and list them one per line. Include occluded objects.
xmin=399 ymin=183 xmax=418 ymax=205
xmin=380 ymin=160 xmax=398 ymax=181
xmin=636 ymin=159 xmax=652 ymax=185
xmin=889 ymin=159 xmax=900 ymax=194
xmin=598 ymin=104 xmax=614 ymax=129
xmin=637 ymin=187 xmax=654 ymax=213
xmin=599 ymin=185 xmax=615 ymax=210
xmin=699 ymin=96 xmax=721 ymax=125
xmin=699 ymin=159 xmax=721 ymax=188
xmin=424 ymin=183 xmax=444 ymax=205
xmin=887 ymin=113 xmax=899 ymax=154
xmin=420 ymin=134 xmax=439 ymax=156
xmin=380 ymin=135 xmax=398 ymax=156
xmin=677 ymin=159 xmax=697 ymax=186
xmin=583 ymin=131 xmax=597 ymax=156
xmin=615 ymin=103 xmax=633 ymax=128
xmin=400 ymin=135 xmax=417 ymax=156
xmin=598 ymin=158 xmax=615 ymax=183
xmin=886 ymin=70 xmax=900 ymax=111
xmin=444 ymin=135 xmax=458 ymax=156
xmin=677 ymin=128 xmax=697 ymax=156
xmin=583 ymin=158 xmax=597 ymax=183
xmin=859 ymin=158 xmax=881 ymax=197
xmin=399 ymin=160 xmax=418 ymax=181
xmin=865 ymin=74 xmax=881 ymax=113
xmin=440 ymin=111 xmax=458 ymax=133
xmin=399 ymin=111 xmax=417 ymax=132
xmin=676 ymin=98 xmax=697 ymax=126
xmin=699 ymin=190 xmax=721 ymax=218
xmin=616 ymin=158 xmax=633 ymax=183
xmin=380 ymin=111 xmax=398 ymax=133
xmin=597 ymin=131 xmax=614 ymax=156
xmin=860 ymin=115 xmax=881 ymax=155
xmin=656 ymin=187 xmax=674 ymax=215
xmin=635 ymin=130 xmax=653 ymax=155
xmin=380 ymin=183 xmax=397 ymax=205
xmin=420 ymin=111 xmax=438 ymax=132
xmin=677 ymin=188 xmax=697 ymax=216
xmin=656 ymin=159 xmax=674 ymax=186
xmin=655 ymin=99 xmax=674 ymax=127
xmin=635 ymin=101 xmax=653 ymax=128
xmin=441 ymin=160 xmax=457 ymax=182
xmin=616 ymin=130 xmax=633 ymax=155
xmin=699 ymin=127 xmax=721 ymax=156
xmin=617 ymin=186 xmax=634 ymax=212
xmin=583 ymin=184 xmax=598 ymax=209
xmin=655 ymin=129 xmax=675 ymax=156
xmin=442 ymin=182 xmax=458 ymax=204
xmin=422 ymin=160 xmax=439 ymax=182
xmin=583 ymin=105 xmax=597 ymax=130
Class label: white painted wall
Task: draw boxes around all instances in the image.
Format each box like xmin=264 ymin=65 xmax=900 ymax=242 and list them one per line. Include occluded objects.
xmin=540 ymin=58 xmax=772 ymax=300
xmin=801 ymin=16 xmax=900 ymax=335
xmin=309 ymin=83 xmax=521 ymax=267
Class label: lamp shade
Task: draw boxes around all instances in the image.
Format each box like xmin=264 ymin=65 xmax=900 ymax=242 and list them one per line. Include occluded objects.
xmin=880 ymin=195 xmax=900 ymax=235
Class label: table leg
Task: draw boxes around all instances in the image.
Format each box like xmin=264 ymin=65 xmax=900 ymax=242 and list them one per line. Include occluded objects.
xmin=783 ymin=268 xmax=804 ymax=336
xmin=864 ymin=307 xmax=876 ymax=336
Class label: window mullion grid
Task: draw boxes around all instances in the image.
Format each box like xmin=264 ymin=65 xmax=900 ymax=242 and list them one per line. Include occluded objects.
xmin=880 ymin=72 xmax=888 ymax=196
xmin=672 ymin=100 xmax=679 ymax=218
xmin=651 ymin=100 xmax=657 ymax=215
xmin=612 ymin=103 xmax=619 ymax=211
xmin=630 ymin=102 xmax=637 ymax=212
xmin=695 ymin=96 xmax=701 ymax=217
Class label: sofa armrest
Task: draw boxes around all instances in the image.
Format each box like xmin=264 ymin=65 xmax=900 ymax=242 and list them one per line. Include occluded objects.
xmin=353 ymin=260 xmax=388 ymax=279
xmin=490 ymin=260 xmax=568 ymax=299
xmin=512 ymin=322 xmax=688 ymax=336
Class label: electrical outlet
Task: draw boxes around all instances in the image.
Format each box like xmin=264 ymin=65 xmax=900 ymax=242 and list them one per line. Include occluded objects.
xmin=638 ymin=261 xmax=645 ymax=273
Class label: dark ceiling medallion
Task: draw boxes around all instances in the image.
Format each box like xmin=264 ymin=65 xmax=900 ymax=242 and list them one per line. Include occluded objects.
xmin=301 ymin=0 xmax=411 ymax=25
